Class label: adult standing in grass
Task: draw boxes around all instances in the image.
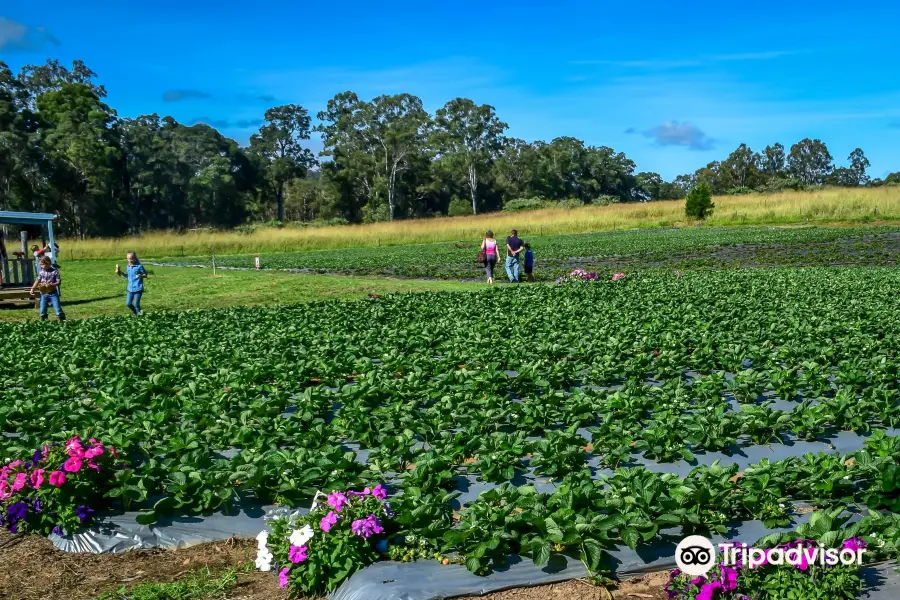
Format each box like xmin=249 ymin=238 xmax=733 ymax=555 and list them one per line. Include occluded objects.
xmin=116 ymin=252 xmax=148 ymax=316
xmin=480 ymin=230 xmax=499 ymax=284
xmin=29 ymin=256 xmax=65 ymax=321
xmin=505 ymin=229 xmax=523 ymax=283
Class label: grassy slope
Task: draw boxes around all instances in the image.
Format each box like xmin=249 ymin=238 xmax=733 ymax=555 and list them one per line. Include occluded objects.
xmin=0 ymin=261 xmax=472 ymax=322
xmin=59 ymin=187 xmax=900 ymax=259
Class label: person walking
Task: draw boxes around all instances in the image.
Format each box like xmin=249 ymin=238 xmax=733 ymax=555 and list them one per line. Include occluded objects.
xmin=29 ymin=256 xmax=65 ymax=321
xmin=116 ymin=251 xmax=148 ymax=316
xmin=523 ymin=242 xmax=534 ymax=282
xmin=505 ymin=229 xmax=523 ymax=283
xmin=480 ymin=230 xmax=499 ymax=284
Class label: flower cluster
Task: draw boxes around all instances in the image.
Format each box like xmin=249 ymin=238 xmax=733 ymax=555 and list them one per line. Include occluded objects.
xmin=257 ymin=483 xmax=393 ymax=595
xmin=557 ymin=269 xmax=600 ymax=284
xmin=557 ymin=269 xmax=628 ymax=284
xmin=0 ymin=436 xmax=120 ymax=535
xmin=666 ymin=538 xmax=867 ymax=600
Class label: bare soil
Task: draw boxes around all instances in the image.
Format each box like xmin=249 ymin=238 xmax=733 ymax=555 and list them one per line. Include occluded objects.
xmin=0 ymin=532 xmax=670 ymax=600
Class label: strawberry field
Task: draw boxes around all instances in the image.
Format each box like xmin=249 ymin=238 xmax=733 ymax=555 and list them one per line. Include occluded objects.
xmin=2 ymin=267 xmax=900 ymax=597
xmin=156 ymin=226 xmax=900 ymax=279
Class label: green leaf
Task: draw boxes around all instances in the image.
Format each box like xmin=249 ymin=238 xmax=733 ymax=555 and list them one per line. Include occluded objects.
xmin=532 ymin=541 xmax=551 ymax=566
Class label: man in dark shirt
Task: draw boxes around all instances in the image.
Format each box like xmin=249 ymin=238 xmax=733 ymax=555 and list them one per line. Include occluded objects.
xmin=505 ymin=229 xmax=523 ymax=283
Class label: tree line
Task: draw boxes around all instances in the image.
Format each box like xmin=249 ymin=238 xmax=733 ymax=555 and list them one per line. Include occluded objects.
xmin=1 ymin=59 xmax=897 ymax=238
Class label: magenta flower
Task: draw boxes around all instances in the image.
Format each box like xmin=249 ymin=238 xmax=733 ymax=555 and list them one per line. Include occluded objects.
xmin=278 ymin=567 xmax=290 ymax=589
xmin=29 ymin=469 xmax=46 ymax=489
xmin=351 ymin=514 xmax=384 ymax=539
xmin=0 ymin=481 xmax=10 ymax=500
xmin=84 ymin=446 xmax=104 ymax=460
xmin=64 ymin=457 xmax=83 ymax=473
xmin=348 ymin=487 xmax=370 ymax=497
xmin=842 ymin=537 xmax=867 ymax=553
xmin=689 ymin=576 xmax=706 ymax=586
xmin=11 ymin=472 xmax=27 ymax=492
xmin=327 ymin=491 xmax=349 ymax=512
xmin=9 ymin=460 xmax=22 ymax=469
xmin=320 ymin=510 xmax=338 ymax=533
xmin=49 ymin=470 xmax=67 ymax=487
xmin=719 ymin=566 xmax=738 ymax=591
xmin=696 ymin=581 xmax=723 ymax=600
xmin=288 ymin=545 xmax=308 ymax=564
xmin=371 ymin=484 xmax=387 ymax=500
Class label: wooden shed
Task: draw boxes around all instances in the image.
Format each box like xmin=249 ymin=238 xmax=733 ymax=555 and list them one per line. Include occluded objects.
xmin=0 ymin=211 xmax=58 ymax=306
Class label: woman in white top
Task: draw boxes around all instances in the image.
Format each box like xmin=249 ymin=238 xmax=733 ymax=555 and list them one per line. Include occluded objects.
xmin=480 ymin=230 xmax=499 ymax=284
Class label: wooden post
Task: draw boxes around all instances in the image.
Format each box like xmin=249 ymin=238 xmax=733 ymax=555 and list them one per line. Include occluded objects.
xmin=20 ymin=230 xmax=27 ymax=255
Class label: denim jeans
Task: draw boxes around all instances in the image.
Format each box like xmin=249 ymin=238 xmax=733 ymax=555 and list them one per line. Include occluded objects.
xmin=505 ymin=256 xmax=519 ymax=282
xmin=39 ymin=293 xmax=65 ymax=320
xmin=126 ymin=291 xmax=143 ymax=316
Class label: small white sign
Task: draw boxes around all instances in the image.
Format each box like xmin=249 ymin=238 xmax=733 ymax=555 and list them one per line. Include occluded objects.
xmin=255 ymin=256 xmax=260 ymax=270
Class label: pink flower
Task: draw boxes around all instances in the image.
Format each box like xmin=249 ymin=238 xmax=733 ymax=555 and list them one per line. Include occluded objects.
xmin=696 ymin=581 xmax=723 ymax=600
xmin=719 ymin=566 xmax=738 ymax=591
xmin=88 ymin=438 xmax=101 ymax=447
xmin=12 ymin=472 xmax=27 ymax=492
xmin=84 ymin=447 xmax=104 ymax=460
xmin=327 ymin=491 xmax=349 ymax=512
xmin=288 ymin=545 xmax=308 ymax=564
xmin=42 ymin=445 xmax=50 ymax=461
xmin=64 ymin=457 xmax=83 ymax=473
xmin=320 ymin=511 xmax=338 ymax=533
xmin=0 ymin=466 xmax=9 ymax=481
xmin=351 ymin=514 xmax=384 ymax=539
xmin=9 ymin=460 xmax=22 ymax=469
xmin=109 ymin=446 xmax=118 ymax=458
xmin=842 ymin=537 xmax=867 ymax=553
xmin=278 ymin=567 xmax=290 ymax=589
xmin=371 ymin=484 xmax=387 ymax=500
xmin=611 ymin=272 xmax=626 ymax=281
xmin=49 ymin=471 xmax=67 ymax=487
xmin=30 ymin=469 xmax=46 ymax=489
xmin=0 ymin=481 xmax=10 ymax=500
xmin=87 ymin=461 xmax=102 ymax=472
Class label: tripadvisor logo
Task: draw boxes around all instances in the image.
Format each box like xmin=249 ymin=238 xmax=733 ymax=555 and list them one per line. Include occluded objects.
xmin=675 ymin=536 xmax=865 ymax=577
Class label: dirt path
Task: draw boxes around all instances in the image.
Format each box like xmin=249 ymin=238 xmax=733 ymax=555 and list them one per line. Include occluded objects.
xmin=0 ymin=532 xmax=669 ymax=600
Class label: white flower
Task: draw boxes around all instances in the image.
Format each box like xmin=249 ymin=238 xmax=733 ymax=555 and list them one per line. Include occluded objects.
xmin=256 ymin=530 xmax=269 ymax=549
xmin=289 ymin=525 xmax=315 ymax=547
xmin=778 ymin=503 xmax=786 ymax=508
xmin=255 ymin=548 xmax=273 ymax=571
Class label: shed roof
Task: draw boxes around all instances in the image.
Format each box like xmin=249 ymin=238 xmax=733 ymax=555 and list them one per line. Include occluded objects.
xmin=0 ymin=211 xmax=57 ymax=226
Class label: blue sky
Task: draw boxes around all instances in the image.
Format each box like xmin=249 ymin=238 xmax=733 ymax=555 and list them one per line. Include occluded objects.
xmin=2 ymin=1 xmax=899 ymax=179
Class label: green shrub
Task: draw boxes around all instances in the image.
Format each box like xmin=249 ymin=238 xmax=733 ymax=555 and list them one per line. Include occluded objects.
xmin=361 ymin=203 xmax=391 ymax=223
xmin=593 ymin=195 xmax=619 ymax=206
xmin=448 ymin=199 xmax=472 ymax=217
xmin=502 ymin=197 xmax=549 ymax=212
xmin=685 ymin=183 xmax=715 ymax=220
xmin=726 ymin=187 xmax=755 ymax=195
xmin=755 ymin=178 xmax=805 ymax=194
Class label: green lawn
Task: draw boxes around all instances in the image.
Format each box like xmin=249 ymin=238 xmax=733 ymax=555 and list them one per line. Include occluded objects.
xmin=0 ymin=261 xmax=473 ymax=322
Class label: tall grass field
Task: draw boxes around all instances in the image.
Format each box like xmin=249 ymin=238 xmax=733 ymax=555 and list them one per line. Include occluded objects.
xmin=57 ymin=187 xmax=900 ymax=260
